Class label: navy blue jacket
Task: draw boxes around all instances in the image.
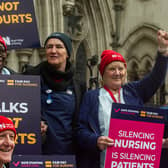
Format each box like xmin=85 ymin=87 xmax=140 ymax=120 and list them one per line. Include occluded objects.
xmin=76 ymin=53 xmax=168 ymax=168
xmin=23 ymin=62 xmax=86 ymax=155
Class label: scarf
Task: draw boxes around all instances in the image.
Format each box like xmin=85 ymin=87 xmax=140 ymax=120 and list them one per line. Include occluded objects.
xmin=40 ymin=61 xmax=74 ymax=91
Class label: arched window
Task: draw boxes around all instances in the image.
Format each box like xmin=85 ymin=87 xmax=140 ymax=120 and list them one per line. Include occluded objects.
xmin=127 ymin=61 xmax=139 ymax=82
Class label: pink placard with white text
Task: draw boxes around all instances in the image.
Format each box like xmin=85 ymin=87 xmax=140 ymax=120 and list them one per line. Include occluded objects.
xmin=105 ymin=119 xmax=164 ymax=168
xmin=104 ymin=103 xmax=165 ymax=168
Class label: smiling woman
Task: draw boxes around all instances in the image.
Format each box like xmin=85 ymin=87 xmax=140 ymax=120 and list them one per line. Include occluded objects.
xmin=100 ymin=50 xmax=127 ymax=93
xmin=23 ymin=32 xmax=86 ymax=160
xmin=0 ymin=116 xmax=16 ymax=168
xmin=76 ymin=30 xmax=168 ymax=168
xmin=45 ymin=38 xmax=69 ymax=71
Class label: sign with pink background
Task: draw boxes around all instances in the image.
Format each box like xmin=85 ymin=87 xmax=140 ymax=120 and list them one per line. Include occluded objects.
xmin=104 ymin=103 xmax=165 ymax=168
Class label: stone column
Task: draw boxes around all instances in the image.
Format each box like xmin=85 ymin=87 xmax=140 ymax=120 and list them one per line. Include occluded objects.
xmin=7 ymin=50 xmax=19 ymax=72
xmin=112 ymin=0 xmax=126 ymax=51
xmin=18 ymin=53 xmax=30 ymax=72
xmin=29 ymin=49 xmax=40 ymax=66
xmin=41 ymin=0 xmax=51 ymax=43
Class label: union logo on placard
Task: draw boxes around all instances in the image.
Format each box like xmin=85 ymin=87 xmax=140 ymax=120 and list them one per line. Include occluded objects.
xmin=140 ymin=111 xmax=146 ymax=117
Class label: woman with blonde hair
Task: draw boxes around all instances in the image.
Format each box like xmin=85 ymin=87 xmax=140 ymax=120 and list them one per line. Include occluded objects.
xmin=77 ymin=30 xmax=168 ymax=168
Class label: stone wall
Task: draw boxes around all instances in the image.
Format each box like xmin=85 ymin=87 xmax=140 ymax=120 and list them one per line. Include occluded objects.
xmin=6 ymin=0 xmax=168 ymax=104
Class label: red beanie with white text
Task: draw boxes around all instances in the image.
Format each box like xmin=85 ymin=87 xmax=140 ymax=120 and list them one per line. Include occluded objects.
xmin=99 ymin=50 xmax=127 ymax=76
xmin=0 ymin=116 xmax=16 ymax=137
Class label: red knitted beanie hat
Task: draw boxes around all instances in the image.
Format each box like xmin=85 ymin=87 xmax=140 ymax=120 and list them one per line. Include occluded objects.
xmin=0 ymin=116 xmax=16 ymax=137
xmin=0 ymin=36 xmax=7 ymax=51
xmin=99 ymin=50 xmax=127 ymax=76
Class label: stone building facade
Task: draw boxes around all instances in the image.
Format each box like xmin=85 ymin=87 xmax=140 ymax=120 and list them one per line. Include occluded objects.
xmin=6 ymin=0 xmax=168 ymax=105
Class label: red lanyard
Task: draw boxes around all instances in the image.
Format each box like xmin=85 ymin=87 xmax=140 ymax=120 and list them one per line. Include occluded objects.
xmin=103 ymin=85 xmax=120 ymax=103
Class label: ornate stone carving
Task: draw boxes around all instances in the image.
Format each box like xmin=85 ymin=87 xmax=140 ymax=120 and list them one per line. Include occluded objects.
xmin=113 ymin=0 xmax=126 ymax=10
xmin=63 ymin=1 xmax=88 ymax=41
xmin=63 ymin=0 xmax=75 ymax=16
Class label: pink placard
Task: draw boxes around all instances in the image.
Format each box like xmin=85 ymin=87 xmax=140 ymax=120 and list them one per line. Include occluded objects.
xmin=105 ymin=119 xmax=164 ymax=168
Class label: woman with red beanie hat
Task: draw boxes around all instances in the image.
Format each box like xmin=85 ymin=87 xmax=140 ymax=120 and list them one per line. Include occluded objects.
xmin=0 ymin=116 xmax=16 ymax=168
xmin=0 ymin=36 xmax=15 ymax=75
xmin=77 ymin=30 xmax=168 ymax=168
